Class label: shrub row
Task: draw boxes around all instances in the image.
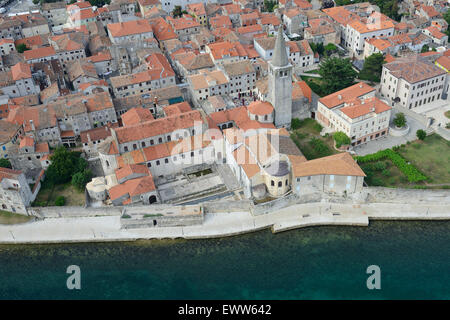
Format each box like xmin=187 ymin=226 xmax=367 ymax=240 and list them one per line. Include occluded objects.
xmin=355 ymin=149 xmax=427 ymax=183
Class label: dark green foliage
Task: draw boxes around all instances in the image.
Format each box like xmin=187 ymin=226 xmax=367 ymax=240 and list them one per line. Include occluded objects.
xmin=310 ymin=42 xmax=324 ymax=56
xmin=45 ymin=147 xmax=87 ymax=186
xmin=335 ymin=0 xmax=402 ymax=21
xmin=324 ymin=43 xmax=337 ymax=56
xmin=16 ymin=43 xmax=29 ymax=53
xmin=55 ymin=196 xmax=65 ymax=206
xmin=421 ymin=44 xmax=430 ymax=53
xmin=264 ymin=0 xmax=277 ymax=12
xmin=416 ymin=129 xmax=426 ymax=141
xmin=355 ymin=149 xmax=427 ymax=183
xmin=333 ymin=131 xmax=350 ymax=148
xmin=393 ymin=112 xmax=406 ymax=128
xmin=308 ymin=138 xmax=333 ymax=158
xmin=0 ymin=159 xmax=12 ymax=169
xmin=291 ymin=118 xmax=302 ymax=130
xmin=359 ymin=53 xmax=385 ymax=82
xmin=71 ymin=169 xmax=93 ymax=192
xmin=318 ymin=57 xmax=357 ymax=95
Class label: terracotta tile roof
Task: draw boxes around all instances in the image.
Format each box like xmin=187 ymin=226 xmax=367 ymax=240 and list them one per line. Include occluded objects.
xmin=23 ymin=46 xmax=56 ymax=61
xmin=108 ymin=174 xmax=156 ymax=201
xmin=236 ymin=24 xmax=262 ymax=35
xmin=222 ymin=3 xmax=242 ymax=15
xmin=348 ymin=19 xmax=395 ymax=34
xmin=436 ymin=55 xmax=450 ymax=71
xmin=121 ymin=107 xmax=154 ymax=126
xmin=232 ymin=145 xmax=260 ymax=178
xmin=142 ymin=134 xmax=211 ymax=161
xmin=186 ymin=3 xmax=206 ymax=16
xmin=425 ymin=26 xmax=447 ymax=39
xmin=366 ymin=38 xmax=392 ymax=51
xmin=115 ymin=164 xmax=150 ymax=182
xmin=114 ymin=110 xmax=204 ymax=144
xmin=323 ymin=6 xmax=360 ymax=26
xmin=11 ymin=62 xmax=31 ymax=81
xmin=319 ymin=82 xmax=375 ymax=109
xmin=107 ymin=19 xmax=153 ymax=37
xmin=384 ymin=55 xmax=446 ymax=83
xmin=87 ymin=50 xmax=112 ymax=63
xmin=15 ymin=35 xmax=47 ymax=49
xmin=339 ymin=97 xmax=391 ymax=119
xmin=145 ymin=52 xmax=175 ymax=78
xmin=294 ymin=0 xmax=313 ymax=9
xmin=208 ymin=41 xmax=248 ymax=60
xmin=80 ymin=125 xmax=112 ymax=143
xmin=384 ymin=53 xmax=396 ymax=63
xmin=292 ymin=81 xmax=312 ymax=102
xmin=210 ymin=15 xmax=232 ymax=29
xmin=420 ymin=5 xmax=441 ymax=18
xmin=260 ymin=13 xmax=280 ymax=26
xmin=247 ymin=101 xmax=274 ymax=115
xmin=292 ymin=152 xmax=365 ymax=177
xmin=163 ymin=101 xmax=192 ymax=117
xmin=150 ymin=17 xmax=177 ymax=41
xmin=0 ymin=167 xmax=22 ymax=182
xmin=167 ymin=16 xmax=201 ymax=31
xmin=19 ymin=136 xmax=34 ymax=148
xmin=35 ymin=142 xmax=49 ymax=153
xmin=188 ymin=69 xmax=228 ymax=90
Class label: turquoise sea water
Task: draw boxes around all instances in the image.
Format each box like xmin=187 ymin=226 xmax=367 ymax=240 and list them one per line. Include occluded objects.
xmin=0 ymin=221 xmax=449 ymax=299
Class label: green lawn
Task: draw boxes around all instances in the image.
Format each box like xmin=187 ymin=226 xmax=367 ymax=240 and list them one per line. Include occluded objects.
xmin=0 ymin=210 xmax=33 ymax=225
xmin=33 ymin=182 xmax=85 ymax=207
xmin=396 ymin=134 xmax=450 ymax=185
xmin=359 ymin=134 xmax=450 ymax=188
xmin=290 ymin=118 xmax=340 ymax=160
xmin=300 ymin=76 xmax=327 ymax=97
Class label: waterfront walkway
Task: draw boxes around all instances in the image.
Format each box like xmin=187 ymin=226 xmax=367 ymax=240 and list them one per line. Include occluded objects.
xmin=0 ymin=201 xmax=449 ymax=244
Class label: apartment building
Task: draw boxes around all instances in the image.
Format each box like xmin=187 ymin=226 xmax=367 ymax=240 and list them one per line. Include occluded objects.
xmin=379 ymin=55 xmax=447 ymax=109
xmin=317 ymin=82 xmax=392 ymax=147
xmin=188 ymin=69 xmax=230 ymax=101
xmin=222 ymin=60 xmax=256 ymax=96
xmin=107 ymin=19 xmax=154 ymax=45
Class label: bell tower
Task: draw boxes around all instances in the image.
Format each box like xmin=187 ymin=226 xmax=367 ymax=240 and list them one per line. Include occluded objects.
xmin=268 ymin=28 xmax=293 ymax=128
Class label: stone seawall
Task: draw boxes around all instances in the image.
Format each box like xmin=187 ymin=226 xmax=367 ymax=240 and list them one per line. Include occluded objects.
xmin=1 ymin=199 xmax=449 ymax=244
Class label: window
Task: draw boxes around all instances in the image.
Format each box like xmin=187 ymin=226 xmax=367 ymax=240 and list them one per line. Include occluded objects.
xmin=278 ymin=181 xmax=282 ymax=187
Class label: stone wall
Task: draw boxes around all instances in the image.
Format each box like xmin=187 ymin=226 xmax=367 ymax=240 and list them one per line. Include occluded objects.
xmin=203 ymin=200 xmax=253 ymax=213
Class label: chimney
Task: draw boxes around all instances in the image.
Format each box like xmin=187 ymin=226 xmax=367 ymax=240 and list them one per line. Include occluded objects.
xmin=29 ymin=120 xmax=35 ymax=131
xmin=338 ymin=94 xmax=342 ymax=100
xmin=87 ymin=133 xmax=91 ymax=143
xmin=359 ymin=84 xmax=363 ymax=88
xmin=371 ymin=107 xmax=375 ymax=112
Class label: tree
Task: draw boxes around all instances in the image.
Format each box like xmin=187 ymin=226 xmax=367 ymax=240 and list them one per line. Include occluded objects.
xmin=16 ymin=43 xmax=29 ymax=54
xmin=45 ymin=147 xmax=87 ymax=185
xmin=324 ymin=43 xmax=337 ymax=56
xmin=393 ymin=113 xmax=406 ymax=128
xmin=333 ymin=131 xmax=351 ymax=148
xmin=416 ymin=129 xmax=426 ymax=141
xmin=359 ymin=53 xmax=385 ymax=82
xmin=444 ymin=10 xmax=450 ymax=36
xmin=172 ymin=5 xmax=182 ymax=17
xmin=55 ymin=196 xmax=66 ymax=206
xmin=0 ymin=158 xmax=12 ymax=169
xmin=310 ymin=42 xmax=324 ymax=56
xmin=318 ymin=57 xmax=357 ymax=95
xmin=71 ymin=169 xmax=92 ymax=191
xmin=264 ymin=0 xmax=277 ymax=12
xmin=421 ymin=44 xmax=430 ymax=53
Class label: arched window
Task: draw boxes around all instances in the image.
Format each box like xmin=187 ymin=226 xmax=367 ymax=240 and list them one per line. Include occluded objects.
xmin=278 ymin=181 xmax=282 ymax=187
xmin=271 ymin=180 xmax=274 ymax=186
xmin=286 ymin=179 xmax=288 ymax=186
xmin=106 ymin=160 xmax=109 ymax=167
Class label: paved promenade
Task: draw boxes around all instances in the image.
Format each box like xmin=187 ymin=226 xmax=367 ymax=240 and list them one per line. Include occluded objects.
xmin=1 ymin=201 xmax=449 ymax=244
